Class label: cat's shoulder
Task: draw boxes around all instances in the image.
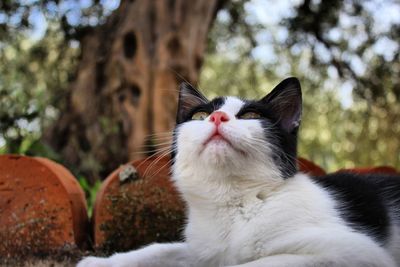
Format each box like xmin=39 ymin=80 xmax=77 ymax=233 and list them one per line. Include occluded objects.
xmin=309 ymin=171 xmax=400 ymax=244
xmin=310 ymin=171 xmax=400 ymax=196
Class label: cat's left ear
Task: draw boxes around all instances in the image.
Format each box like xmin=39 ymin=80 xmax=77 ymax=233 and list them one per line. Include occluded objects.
xmin=261 ymin=77 xmax=302 ymax=133
xmin=177 ymin=82 xmax=208 ymax=123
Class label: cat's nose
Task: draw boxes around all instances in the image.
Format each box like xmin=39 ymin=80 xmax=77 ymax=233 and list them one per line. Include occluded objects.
xmin=209 ymin=111 xmax=230 ymax=126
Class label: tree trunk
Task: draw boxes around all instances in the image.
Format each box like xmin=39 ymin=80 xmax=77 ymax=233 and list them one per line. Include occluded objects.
xmin=47 ymin=0 xmax=225 ymax=181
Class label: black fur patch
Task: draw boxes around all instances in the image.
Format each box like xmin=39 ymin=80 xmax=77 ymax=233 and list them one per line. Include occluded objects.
xmin=235 ymin=77 xmax=301 ymax=178
xmin=313 ymin=172 xmax=400 ymax=244
xmin=237 ymin=100 xmax=298 ymax=178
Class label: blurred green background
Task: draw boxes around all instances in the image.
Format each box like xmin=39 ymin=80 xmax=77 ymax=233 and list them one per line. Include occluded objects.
xmin=1 ymin=0 xmax=399 ymax=183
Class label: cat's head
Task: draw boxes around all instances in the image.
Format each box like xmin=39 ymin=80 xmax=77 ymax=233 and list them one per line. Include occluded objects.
xmin=172 ymin=77 xmax=302 ymax=180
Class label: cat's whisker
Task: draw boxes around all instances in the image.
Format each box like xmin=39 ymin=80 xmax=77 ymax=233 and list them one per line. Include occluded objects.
xmin=129 ymin=142 xmax=173 ymax=155
xmin=144 ymin=142 xmax=172 ymax=147
xmin=132 ymin=146 xmax=174 ymax=170
xmin=168 ymin=68 xmax=206 ymax=96
xmin=142 ymin=148 xmax=176 ymax=179
xmin=145 ymin=156 xmax=175 ymax=181
xmin=136 ymin=143 xmax=172 ymax=150
xmin=146 ymin=132 xmax=174 ymax=137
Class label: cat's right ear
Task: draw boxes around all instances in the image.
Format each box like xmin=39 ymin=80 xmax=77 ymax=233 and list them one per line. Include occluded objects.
xmin=177 ymin=82 xmax=208 ymax=123
xmin=261 ymin=77 xmax=302 ymax=134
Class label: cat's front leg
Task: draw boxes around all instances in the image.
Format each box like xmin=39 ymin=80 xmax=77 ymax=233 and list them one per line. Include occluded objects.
xmin=225 ymin=253 xmax=396 ymax=267
xmin=77 ymin=242 xmax=192 ymax=267
xmin=225 ymin=254 xmax=322 ymax=267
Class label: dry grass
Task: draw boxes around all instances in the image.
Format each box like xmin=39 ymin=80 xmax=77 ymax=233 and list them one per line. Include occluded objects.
xmin=7 ymin=258 xmax=77 ymax=267
xmin=0 ymin=249 xmax=91 ymax=267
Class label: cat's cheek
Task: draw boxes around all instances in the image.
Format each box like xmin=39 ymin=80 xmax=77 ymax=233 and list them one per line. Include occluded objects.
xmin=177 ymin=122 xmax=214 ymax=150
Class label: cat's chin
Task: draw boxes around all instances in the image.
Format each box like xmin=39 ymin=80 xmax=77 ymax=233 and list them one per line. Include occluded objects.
xmin=205 ymin=138 xmax=231 ymax=148
xmin=200 ymin=138 xmax=246 ymax=165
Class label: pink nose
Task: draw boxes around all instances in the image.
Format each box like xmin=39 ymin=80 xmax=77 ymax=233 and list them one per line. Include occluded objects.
xmin=209 ymin=111 xmax=229 ymax=126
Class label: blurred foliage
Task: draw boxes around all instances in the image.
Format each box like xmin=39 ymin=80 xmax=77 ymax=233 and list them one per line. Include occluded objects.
xmin=0 ymin=0 xmax=116 ymax=41
xmin=0 ymin=0 xmax=399 ymax=177
xmin=200 ymin=0 xmax=400 ymax=171
xmin=0 ymin=22 xmax=78 ymax=161
xmin=285 ymin=0 xmax=400 ymax=170
xmin=79 ymin=176 xmax=102 ymax=217
xmin=0 ymin=0 xmax=116 ymax=162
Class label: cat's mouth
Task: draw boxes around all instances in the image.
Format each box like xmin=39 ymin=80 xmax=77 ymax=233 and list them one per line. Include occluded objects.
xmin=204 ymin=132 xmax=231 ymax=145
xmin=202 ymin=130 xmax=246 ymax=155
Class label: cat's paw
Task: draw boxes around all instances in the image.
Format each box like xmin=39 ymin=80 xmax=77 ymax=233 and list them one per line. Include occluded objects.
xmin=76 ymin=256 xmax=112 ymax=267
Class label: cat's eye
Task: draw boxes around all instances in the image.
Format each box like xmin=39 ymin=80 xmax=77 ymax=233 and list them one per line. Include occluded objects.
xmin=239 ymin=112 xmax=261 ymax=119
xmin=191 ymin=111 xmax=209 ymax=120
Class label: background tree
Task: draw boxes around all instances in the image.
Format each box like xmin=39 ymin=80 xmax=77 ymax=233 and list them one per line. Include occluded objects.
xmin=47 ymin=0 xmax=229 ymax=181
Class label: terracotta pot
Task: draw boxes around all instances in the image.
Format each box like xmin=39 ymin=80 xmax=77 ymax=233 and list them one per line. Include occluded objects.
xmin=93 ymin=156 xmax=185 ymax=253
xmin=297 ymin=157 xmax=326 ymax=176
xmin=0 ymin=155 xmax=88 ymax=257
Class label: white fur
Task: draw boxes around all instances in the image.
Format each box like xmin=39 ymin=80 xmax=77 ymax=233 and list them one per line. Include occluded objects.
xmin=78 ymin=97 xmax=398 ymax=267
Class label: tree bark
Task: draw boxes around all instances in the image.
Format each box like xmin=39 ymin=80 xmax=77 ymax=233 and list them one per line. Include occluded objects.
xmin=47 ymin=0 xmax=226 ymax=181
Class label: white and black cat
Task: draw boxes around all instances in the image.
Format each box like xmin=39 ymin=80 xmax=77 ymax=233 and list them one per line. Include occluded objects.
xmin=78 ymin=78 xmax=400 ymax=267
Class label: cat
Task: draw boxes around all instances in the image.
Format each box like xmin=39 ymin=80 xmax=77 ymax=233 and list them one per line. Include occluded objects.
xmin=77 ymin=77 xmax=400 ymax=267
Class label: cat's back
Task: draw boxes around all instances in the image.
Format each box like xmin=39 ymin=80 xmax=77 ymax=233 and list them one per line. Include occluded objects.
xmin=312 ymin=172 xmax=400 ymax=261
